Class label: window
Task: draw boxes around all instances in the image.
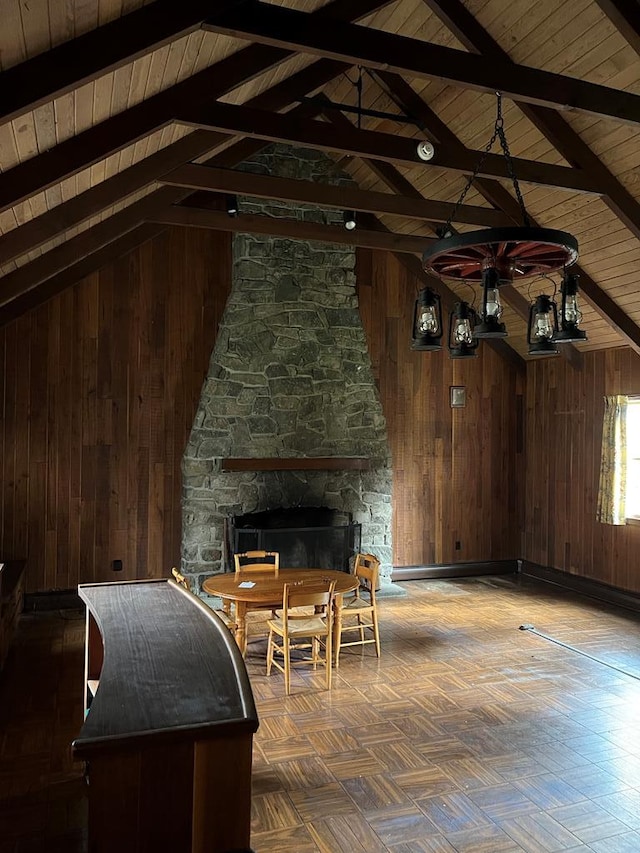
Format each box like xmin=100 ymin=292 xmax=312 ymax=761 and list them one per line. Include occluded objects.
xmin=627 ymin=397 xmax=640 ymax=520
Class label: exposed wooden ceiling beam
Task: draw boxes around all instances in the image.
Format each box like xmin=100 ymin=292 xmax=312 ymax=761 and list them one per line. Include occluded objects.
xmin=0 ymin=188 xmax=185 ymax=308
xmin=420 ymin=0 xmax=640 ymax=243
xmin=0 ymin=58 xmax=345 ymax=268
xmin=0 ymin=0 xmax=246 ymax=127
xmin=178 ymin=102 xmax=597 ymax=193
xmin=149 ymin=205 xmax=433 ymax=254
xmin=591 ymin=0 xmax=640 ymax=56
xmin=160 ymin=163 xmax=511 ymax=228
xmin=0 ymin=61 xmax=360 ymax=314
xmin=0 ymin=0 xmax=392 ymax=215
xmin=0 ymin=225 xmax=165 ymax=329
xmin=0 ymin=132 xmax=216 ymax=268
xmin=203 ymin=2 xmax=640 ymax=126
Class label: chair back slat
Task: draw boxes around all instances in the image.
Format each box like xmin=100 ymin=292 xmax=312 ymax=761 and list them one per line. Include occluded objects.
xmin=353 ymin=553 xmax=379 ymax=596
xmin=234 ymin=550 xmax=280 ymax=576
xmin=285 ymin=579 xmax=336 ymax=611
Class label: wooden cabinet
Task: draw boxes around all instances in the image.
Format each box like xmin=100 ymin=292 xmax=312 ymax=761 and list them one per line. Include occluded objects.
xmin=73 ymin=579 xmax=258 ymax=853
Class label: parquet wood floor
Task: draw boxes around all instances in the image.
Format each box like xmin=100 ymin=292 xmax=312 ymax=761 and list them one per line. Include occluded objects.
xmin=2 ymin=576 xmax=640 ymax=852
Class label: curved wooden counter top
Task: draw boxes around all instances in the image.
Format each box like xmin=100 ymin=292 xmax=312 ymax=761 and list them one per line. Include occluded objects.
xmin=74 ymin=578 xmax=257 ymax=755
xmin=72 ymin=578 xmax=258 ymax=853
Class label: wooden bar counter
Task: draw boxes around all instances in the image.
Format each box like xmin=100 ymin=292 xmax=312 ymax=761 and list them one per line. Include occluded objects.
xmin=73 ymin=578 xmax=258 ymax=853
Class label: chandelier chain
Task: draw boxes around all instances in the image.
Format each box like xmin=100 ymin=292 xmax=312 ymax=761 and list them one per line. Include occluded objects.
xmin=441 ymin=93 xmax=530 ymax=234
xmin=495 ymin=117 xmax=530 ymax=227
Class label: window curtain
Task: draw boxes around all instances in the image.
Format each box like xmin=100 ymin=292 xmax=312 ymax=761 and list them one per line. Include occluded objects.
xmin=596 ymin=394 xmax=628 ymax=525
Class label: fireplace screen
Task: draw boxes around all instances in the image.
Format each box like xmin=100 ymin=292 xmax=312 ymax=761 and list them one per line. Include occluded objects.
xmin=226 ymin=507 xmax=361 ymax=573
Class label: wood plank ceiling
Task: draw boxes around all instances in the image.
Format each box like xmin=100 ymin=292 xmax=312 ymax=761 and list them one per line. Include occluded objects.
xmin=1 ymin=0 xmax=640 ymax=362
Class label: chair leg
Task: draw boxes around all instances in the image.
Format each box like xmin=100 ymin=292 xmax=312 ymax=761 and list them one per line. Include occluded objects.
xmin=325 ymin=629 xmax=332 ymax=690
xmin=372 ymin=610 xmax=381 ymax=657
xmin=266 ymin=631 xmax=273 ymax=675
xmin=284 ymin=636 xmax=291 ymax=695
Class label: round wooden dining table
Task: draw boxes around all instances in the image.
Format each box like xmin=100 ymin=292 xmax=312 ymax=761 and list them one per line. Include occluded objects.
xmin=202 ymin=569 xmax=359 ymax=657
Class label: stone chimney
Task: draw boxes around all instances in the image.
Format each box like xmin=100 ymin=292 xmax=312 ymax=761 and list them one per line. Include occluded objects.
xmin=182 ymin=146 xmax=393 ymax=592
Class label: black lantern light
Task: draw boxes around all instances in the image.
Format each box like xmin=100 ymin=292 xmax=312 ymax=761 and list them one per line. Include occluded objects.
xmin=448 ymin=301 xmax=479 ymax=358
xmin=527 ymin=293 xmax=559 ymax=356
xmin=474 ymin=268 xmax=507 ymax=338
xmin=411 ymin=287 xmax=443 ymax=351
xmin=554 ymin=271 xmax=588 ymax=343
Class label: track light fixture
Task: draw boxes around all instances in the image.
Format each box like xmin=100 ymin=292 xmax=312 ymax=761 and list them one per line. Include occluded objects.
xmin=225 ymin=195 xmax=239 ymax=217
xmin=343 ymin=210 xmax=356 ymax=231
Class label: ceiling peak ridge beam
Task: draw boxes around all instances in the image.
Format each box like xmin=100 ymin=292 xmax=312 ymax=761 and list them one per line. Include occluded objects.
xmin=0 ymin=59 xmax=351 ymax=268
xmin=203 ymin=2 xmax=640 ymax=126
xmin=160 ymin=163 xmax=512 ymax=228
xmin=420 ymin=0 xmax=640 ymax=245
xmin=323 ymin=106 xmax=579 ymax=369
xmin=0 ymin=0 xmax=394 ymax=216
xmin=0 ymin=0 xmax=248 ymax=127
xmin=178 ymin=101 xmax=598 ymax=194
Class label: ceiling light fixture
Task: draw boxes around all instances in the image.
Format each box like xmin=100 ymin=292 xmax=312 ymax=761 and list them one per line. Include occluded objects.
xmin=225 ymin=194 xmax=239 ymax=217
xmin=418 ymin=93 xmax=584 ymax=354
xmin=416 ymin=140 xmax=435 ymax=161
xmin=343 ymin=210 xmax=357 ymax=231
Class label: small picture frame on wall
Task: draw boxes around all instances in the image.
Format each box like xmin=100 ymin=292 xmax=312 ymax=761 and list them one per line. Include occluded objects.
xmin=450 ymin=386 xmax=466 ymax=408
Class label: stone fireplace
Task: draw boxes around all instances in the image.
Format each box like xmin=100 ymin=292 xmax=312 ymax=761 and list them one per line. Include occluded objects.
xmin=182 ymin=145 xmax=393 ymax=593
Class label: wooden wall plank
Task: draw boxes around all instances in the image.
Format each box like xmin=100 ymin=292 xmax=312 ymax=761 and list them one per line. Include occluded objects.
xmin=357 ymin=248 xmax=522 ymax=567
xmin=524 ymin=346 xmax=640 ymax=594
xmin=4 ymin=224 xmax=637 ymax=594
xmin=0 ymin=225 xmax=231 ymax=592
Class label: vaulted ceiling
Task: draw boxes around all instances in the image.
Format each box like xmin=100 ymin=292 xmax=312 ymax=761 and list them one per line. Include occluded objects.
xmin=1 ymin=0 xmax=640 ymax=365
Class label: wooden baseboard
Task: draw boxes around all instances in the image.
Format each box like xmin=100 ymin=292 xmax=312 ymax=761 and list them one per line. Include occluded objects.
xmin=392 ymin=560 xmax=518 ymax=582
xmin=519 ymin=561 xmax=640 ymax=614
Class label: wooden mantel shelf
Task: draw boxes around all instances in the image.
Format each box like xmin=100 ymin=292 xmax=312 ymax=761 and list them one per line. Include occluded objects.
xmin=221 ymin=457 xmax=370 ymax=472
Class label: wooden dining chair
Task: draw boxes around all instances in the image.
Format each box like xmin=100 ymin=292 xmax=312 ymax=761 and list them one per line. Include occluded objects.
xmin=234 ymin=550 xmax=279 ymax=576
xmin=171 ymin=568 xmax=237 ymax=635
xmin=266 ymin=578 xmax=336 ymax=695
xmin=334 ymin=553 xmax=381 ymax=668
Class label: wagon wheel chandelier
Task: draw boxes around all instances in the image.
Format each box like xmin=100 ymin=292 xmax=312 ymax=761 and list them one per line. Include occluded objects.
xmin=413 ymin=93 xmax=586 ymax=357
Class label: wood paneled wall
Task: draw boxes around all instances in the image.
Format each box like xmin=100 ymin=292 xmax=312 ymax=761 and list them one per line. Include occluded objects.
xmin=524 ymin=348 xmax=640 ymax=595
xmin=356 ymin=249 xmax=524 ymax=567
xmin=0 ymin=227 xmax=231 ymax=593
xmin=10 ymin=232 xmax=614 ymax=593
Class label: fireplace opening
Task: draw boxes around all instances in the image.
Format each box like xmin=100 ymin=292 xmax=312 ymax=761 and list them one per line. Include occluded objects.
xmin=225 ymin=507 xmax=362 ymax=573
